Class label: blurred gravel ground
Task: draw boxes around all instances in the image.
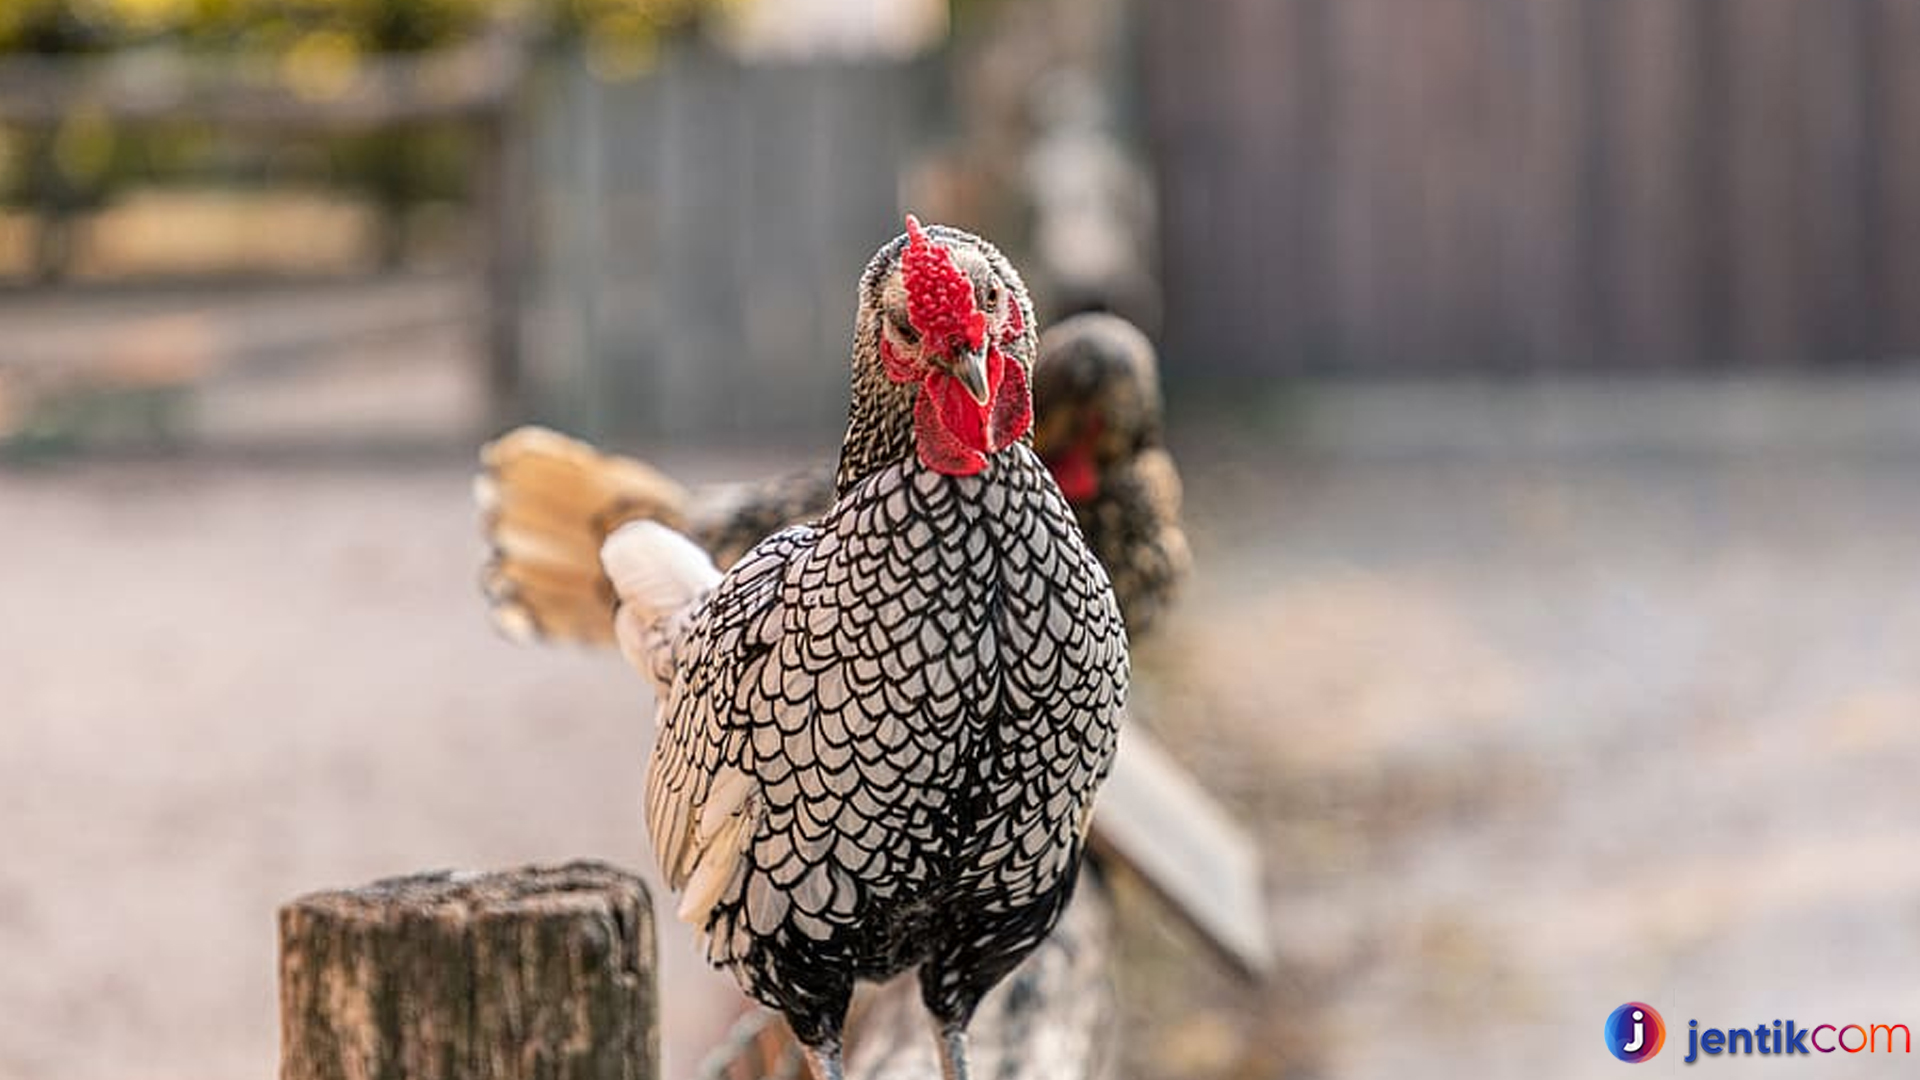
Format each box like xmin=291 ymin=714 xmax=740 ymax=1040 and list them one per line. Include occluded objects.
xmin=6 ymin=383 xmax=1920 ymax=1080
xmin=0 ymin=453 xmax=752 ymax=1080
xmin=1122 ymin=434 xmax=1920 ymax=1080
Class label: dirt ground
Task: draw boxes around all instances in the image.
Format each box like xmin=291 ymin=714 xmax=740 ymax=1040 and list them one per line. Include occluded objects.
xmin=1126 ymin=426 xmax=1920 ymax=1079
xmin=7 ymin=370 xmax=1920 ymax=1080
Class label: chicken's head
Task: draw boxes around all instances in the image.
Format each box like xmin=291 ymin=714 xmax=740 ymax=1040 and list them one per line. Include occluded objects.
xmin=1031 ymin=312 xmax=1164 ymax=504
xmin=870 ymin=215 xmax=1034 ymax=477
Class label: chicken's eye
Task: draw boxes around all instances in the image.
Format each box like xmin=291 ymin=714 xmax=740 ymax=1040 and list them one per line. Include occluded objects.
xmin=892 ymin=317 xmax=920 ymax=345
xmin=983 ymin=284 xmax=1001 ymax=308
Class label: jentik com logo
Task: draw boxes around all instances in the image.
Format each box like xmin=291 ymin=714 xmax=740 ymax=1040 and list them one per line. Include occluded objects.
xmin=1605 ymin=1003 xmax=1916 ymax=1063
xmin=1607 ymin=1002 xmax=1667 ymax=1063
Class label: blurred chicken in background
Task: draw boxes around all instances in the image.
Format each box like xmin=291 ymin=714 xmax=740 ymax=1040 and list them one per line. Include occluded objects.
xmin=1030 ymin=312 xmax=1188 ymax=633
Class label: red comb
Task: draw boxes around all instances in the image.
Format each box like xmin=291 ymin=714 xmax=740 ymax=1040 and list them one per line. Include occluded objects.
xmin=902 ymin=214 xmax=987 ymax=354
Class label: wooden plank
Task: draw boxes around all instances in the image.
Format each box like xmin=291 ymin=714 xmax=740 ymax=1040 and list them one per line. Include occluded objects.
xmin=1215 ymin=0 xmax=1295 ymax=376
xmin=1325 ymin=0 xmax=1396 ymax=373
xmin=1414 ymin=0 xmax=1505 ymax=369
xmin=739 ymin=63 xmax=834 ymax=436
xmin=1089 ymin=722 xmax=1274 ymax=978
xmin=1497 ymin=0 xmax=1588 ymax=370
xmin=1687 ymin=0 xmax=1738 ymax=367
xmin=279 ymin=862 xmax=657 ymax=1080
xmin=1866 ymin=0 xmax=1920 ymax=354
xmin=477 ymin=103 xmax=529 ymax=426
xmin=653 ymin=43 xmax=747 ymax=441
xmin=1143 ymin=0 xmax=1232 ymax=375
xmin=1377 ymin=1 xmax=1435 ymax=372
xmin=1595 ymin=0 xmax=1701 ymax=369
xmin=1237 ymin=0 xmax=1335 ymax=373
xmin=1217 ymin=0 xmax=1270 ymax=377
xmin=1287 ymin=0 xmax=1337 ymax=370
xmin=1724 ymin=0 xmax=1807 ymax=367
xmin=1790 ymin=0 xmax=1873 ymax=366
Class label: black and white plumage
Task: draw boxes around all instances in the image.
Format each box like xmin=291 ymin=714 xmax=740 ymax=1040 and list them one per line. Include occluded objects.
xmin=601 ymin=221 xmax=1128 ymax=1080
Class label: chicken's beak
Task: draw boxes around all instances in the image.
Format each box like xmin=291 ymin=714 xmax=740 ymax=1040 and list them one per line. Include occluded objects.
xmin=949 ymin=343 xmax=992 ymax=407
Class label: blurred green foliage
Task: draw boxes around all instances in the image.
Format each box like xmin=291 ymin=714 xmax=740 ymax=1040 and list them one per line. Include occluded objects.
xmin=0 ymin=0 xmax=738 ymax=272
xmin=0 ymin=0 xmax=736 ymax=56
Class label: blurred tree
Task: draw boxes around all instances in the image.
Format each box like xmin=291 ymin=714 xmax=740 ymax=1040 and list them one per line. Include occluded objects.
xmin=0 ymin=0 xmax=120 ymax=55
xmin=0 ymin=0 xmax=736 ymax=56
xmin=0 ymin=0 xmax=741 ymax=277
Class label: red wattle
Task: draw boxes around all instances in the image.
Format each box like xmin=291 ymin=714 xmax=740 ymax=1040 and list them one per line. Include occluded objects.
xmin=931 ymin=367 xmax=990 ymax=454
xmin=912 ymin=348 xmax=1032 ymax=476
xmin=914 ymin=383 xmax=987 ymax=476
xmin=1048 ymin=447 xmax=1099 ymax=503
xmin=986 ymin=348 xmax=1031 ymax=451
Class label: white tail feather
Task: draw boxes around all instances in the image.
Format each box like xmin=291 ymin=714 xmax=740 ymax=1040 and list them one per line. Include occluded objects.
xmin=600 ymin=520 xmax=721 ymax=624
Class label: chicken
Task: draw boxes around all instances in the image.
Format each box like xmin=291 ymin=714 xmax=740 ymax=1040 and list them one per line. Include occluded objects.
xmin=596 ymin=216 xmax=1127 ymax=1080
xmin=1030 ymin=312 xmax=1189 ymax=633
xmin=477 ymin=316 xmax=1184 ymax=643
xmin=476 ymin=250 xmax=1270 ymax=1001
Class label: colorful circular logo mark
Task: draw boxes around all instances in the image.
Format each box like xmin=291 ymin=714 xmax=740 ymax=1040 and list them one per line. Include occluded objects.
xmin=1606 ymin=1002 xmax=1667 ymax=1062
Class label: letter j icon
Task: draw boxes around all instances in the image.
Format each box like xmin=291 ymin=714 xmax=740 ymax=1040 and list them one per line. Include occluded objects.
xmin=1607 ymin=1002 xmax=1666 ymax=1062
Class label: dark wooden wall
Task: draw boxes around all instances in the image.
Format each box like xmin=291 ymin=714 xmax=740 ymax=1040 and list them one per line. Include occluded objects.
xmin=1143 ymin=0 xmax=1920 ymax=375
xmin=526 ymin=45 xmax=935 ymax=441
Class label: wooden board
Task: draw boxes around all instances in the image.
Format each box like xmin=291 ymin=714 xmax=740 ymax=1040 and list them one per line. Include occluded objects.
xmin=1091 ymin=720 xmax=1275 ymax=979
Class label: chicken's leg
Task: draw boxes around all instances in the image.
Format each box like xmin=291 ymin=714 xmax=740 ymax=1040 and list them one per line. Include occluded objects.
xmin=934 ymin=1023 xmax=970 ymax=1080
xmin=804 ymin=1043 xmax=846 ymax=1080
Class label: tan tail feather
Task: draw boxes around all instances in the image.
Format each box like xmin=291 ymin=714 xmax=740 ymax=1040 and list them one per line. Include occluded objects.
xmin=478 ymin=426 xmax=693 ymax=644
xmin=482 ymin=556 xmax=613 ymax=644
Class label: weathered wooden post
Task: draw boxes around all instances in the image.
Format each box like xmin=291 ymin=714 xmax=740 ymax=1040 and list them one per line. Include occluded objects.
xmin=279 ymin=860 xmax=657 ymax=1080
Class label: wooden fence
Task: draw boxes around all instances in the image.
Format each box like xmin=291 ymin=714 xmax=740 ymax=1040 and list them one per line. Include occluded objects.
xmin=0 ymin=36 xmax=531 ymax=424
xmin=524 ymin=44 xmax=938 ymax=442
xmin=1143 ymin=0 xmax=1920 ymax=375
